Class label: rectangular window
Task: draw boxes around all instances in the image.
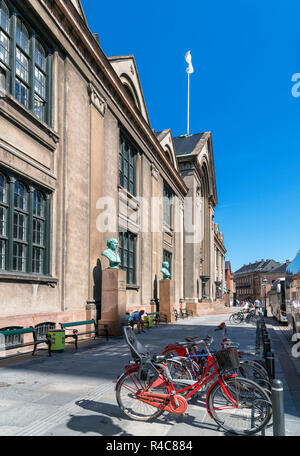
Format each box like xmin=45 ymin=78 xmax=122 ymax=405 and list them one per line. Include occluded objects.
xmin=16 ymin=48 xmax=28 ymax=82
xmin=0 ymin=29 xmax=9 ymax=65
xmin=119 ymin=134 xmax=137 ymax=196
xmin=0 ymin=3 xmax=52 ymax=125
xmin=119 ymin=230 xmax=137 ymax=285
xmin=163 ymin=249 xmax=172 ymax=275
xmin=163 ymin=183 xmax=173 ymax=228
xmin=0 ymin=169 xmax=50 ymax=276
xmin=15 ymin=79 xmax=28 ymax=107
xmin=0 ymin=239 xmax=5 ymax=270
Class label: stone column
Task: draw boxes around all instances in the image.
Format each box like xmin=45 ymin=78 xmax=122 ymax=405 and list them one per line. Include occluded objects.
xmin=151 ymin=165 xmax=159 ymax=309
xmin=159 ymin=279 xmax=175 ymax=323
xmin=99 ymin=269 xmax=127 ymax=336
xmin=87 ymin=83 xmax=106 ymax=319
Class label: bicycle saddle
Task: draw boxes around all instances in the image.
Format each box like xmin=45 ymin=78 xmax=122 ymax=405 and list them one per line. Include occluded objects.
xmin=175 ymin=340 xmax=203 ymax=348
xmin=185 ymin=336 xmax=199 ymax=342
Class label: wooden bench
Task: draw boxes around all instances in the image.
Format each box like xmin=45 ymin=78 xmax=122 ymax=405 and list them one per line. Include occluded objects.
xmin=145 ymin=312 xmax=167 ymax=326
xmin=180 ymin=308 xmax=193 ymax=319
xmin=59 ymin=319 xmax=108 ymax=349
xmin=0 ymin=326 xmax=51 ymax=357
xmin=174 ymin=308 xmax=194 ymax=320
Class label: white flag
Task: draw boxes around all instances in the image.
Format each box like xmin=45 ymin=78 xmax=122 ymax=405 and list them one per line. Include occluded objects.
xmin=185 ymin=50 xmax=194 ymax=74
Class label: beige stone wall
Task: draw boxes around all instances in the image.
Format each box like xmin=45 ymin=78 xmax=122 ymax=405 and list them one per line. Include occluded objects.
xmin=0 ymin=0 xmax=187 ymax=333
xmin=62 ymin=59 xmax=90 ymax=311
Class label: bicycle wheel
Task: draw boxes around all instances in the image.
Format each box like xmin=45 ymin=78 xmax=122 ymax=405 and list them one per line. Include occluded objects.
xmin=229 ymin=313 xmax=243 ymax=325
xmin=245 ymin=313 xmax=258 ymax=324
xmin=116 ymin=367 xmax=167 ymax=421
xmin=239 ymin=358 xmax=269 ymax=379
xmin=237 ymin=360 xmax=271 ymax=391
xmin=207 ymin=377 xmax=272 ymax=435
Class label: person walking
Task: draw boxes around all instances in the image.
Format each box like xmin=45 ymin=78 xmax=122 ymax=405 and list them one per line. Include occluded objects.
xmin=243 ymin=301 xmax=250 ymax=313
xmin=254 ymin=298 xmax=261 ymax=315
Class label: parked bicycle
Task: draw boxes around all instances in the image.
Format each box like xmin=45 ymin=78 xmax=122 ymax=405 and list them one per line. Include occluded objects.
xmin=229 ymin=309 xmax=259 ymax=325
xmin=115 ymin=326 xmax=272 ymax=435
xmin=162 ymin=322 xmax=270 ymax=391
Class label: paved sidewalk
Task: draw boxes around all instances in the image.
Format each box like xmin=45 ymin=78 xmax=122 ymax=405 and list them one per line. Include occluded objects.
xmin=0 ymin=313 xmax=299 ymax=436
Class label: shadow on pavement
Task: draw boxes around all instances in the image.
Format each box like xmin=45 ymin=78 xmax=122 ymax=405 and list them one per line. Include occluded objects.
xmin=66 ymin=413 xmax=133 ymax=436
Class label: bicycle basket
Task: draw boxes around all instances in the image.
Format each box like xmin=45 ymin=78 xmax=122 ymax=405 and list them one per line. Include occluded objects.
xmin=214 ymin=347 xmax=240 ymax=371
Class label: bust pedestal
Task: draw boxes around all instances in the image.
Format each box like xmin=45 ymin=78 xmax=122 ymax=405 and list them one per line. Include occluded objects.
xmin=159 ymin=279 xmax=176 ymax=323
xmin=99 ymin=269 xmax=127 ymax=336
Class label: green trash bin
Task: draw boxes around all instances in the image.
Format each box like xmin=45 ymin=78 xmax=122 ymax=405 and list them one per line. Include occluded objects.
xmin=48 ymin=329 xmax=65 ymax=352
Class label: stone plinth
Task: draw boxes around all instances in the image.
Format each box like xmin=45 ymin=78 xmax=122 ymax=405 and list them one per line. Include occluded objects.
xmin=159 ymin=280 xmax=175 ymax=323
xmin=99 ymin=269 xmax=127 ymax=336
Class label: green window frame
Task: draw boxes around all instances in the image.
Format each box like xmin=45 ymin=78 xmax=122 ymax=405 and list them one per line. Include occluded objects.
xmin=163 ymin=249 xmax=172 ymax=276
xmin=119 ymin=230 xmax=137 ymax=285
xmin=119 ymin=133 xmax=137 ymax=196
xmin=0 ymin=0 xmax=52 ymax=125
xmin=0 ymin=168 xmax=51 ymax=276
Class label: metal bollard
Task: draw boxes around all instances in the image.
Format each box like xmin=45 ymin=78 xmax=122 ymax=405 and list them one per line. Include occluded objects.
xmin=266 ymin=351 xmax=275 ymax=380
xmin=264 ymin=338 xmax=271 ymax=358
xmin=272 ymin=379 xmax=285 ymax=436
xmin=256 ymin=320 xmax=261 ymax=349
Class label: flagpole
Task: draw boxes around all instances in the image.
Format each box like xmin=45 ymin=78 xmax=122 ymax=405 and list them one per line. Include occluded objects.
xmin=185 ymin=50 xmax=193 ymax=136
xmin=187 ymin=71 xmax=190 ymax=136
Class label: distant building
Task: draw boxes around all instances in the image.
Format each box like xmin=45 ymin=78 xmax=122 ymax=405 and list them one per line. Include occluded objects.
xmin=225 ymin=261 xmax=235 ymax=305
xmin=171 ymin=132 xmax=227 ymax=312
xmin=234 ymin=259 xmax=290 ymax=303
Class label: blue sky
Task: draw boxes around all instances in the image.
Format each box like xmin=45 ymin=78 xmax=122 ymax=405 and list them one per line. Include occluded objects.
xmin=81 ymin=0 xmax=300 ymax=272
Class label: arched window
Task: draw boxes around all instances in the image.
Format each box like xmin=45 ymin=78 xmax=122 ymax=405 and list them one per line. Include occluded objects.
xmin=16 ymin=17 xmax=29 ymax=52
xmin=0 ymin=172 xmax=7 ymax=203
xmin=0 ymin=173 xmax=7 ymax=270
xmin=34 ymin=40 xmax=47 ymax=121
xmin=119 ymin=134 xmax=137 ymax=196
xmin=124 ymin=84 xmax=136 ymax=105
xmin=15 ymin=18 xmax=29 ymax=107
xmin=14 ymin=181 xmax=27 ymax=211
xmin=164 ymin=146 xmax=172 ymax=163
xmin=120 ymin=74 xmax=141 ymax=110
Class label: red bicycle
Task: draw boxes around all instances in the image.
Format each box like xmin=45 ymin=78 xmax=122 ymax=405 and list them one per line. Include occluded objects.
xmin=115 ymin=327 xmax=272 ymax=435
xmin=162 ymin=322 xmax=270 ymax=389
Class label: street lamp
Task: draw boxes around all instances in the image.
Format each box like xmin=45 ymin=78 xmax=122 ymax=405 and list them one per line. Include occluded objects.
xmin=262 ymin=277 xmax=268 ymax=317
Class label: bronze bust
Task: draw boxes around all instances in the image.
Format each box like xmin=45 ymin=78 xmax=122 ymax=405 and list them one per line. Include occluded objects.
xmin=101 ymin=238 xmax=121 ymax=269
xmin=160 ymin=261 xmax=171 ymax=280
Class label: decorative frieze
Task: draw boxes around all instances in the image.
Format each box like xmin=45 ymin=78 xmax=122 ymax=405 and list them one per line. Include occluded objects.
xmin=151 ymin=164 xmax=159 ymax=180
xmin=88 ymin=83 xmax=106 ymax=116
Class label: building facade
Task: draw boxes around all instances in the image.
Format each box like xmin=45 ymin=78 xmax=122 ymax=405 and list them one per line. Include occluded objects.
xmin=172 ymin=133 xmax=226 ymax=313
xmin=0 ymin=0 xmax=226 ymax=336
xmin=225 ymin=260 xmax=235 ymax=306
xmin=234 ymin=259 xmax=289 ymax=303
